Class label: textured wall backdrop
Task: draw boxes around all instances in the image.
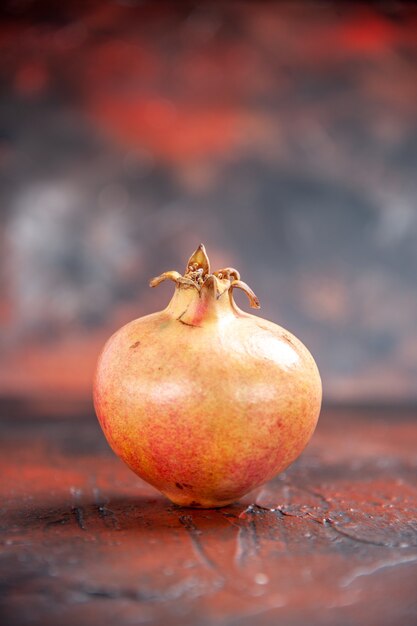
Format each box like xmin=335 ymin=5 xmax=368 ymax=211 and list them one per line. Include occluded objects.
xmin=0 ymin=1 xmax=417 ymax=409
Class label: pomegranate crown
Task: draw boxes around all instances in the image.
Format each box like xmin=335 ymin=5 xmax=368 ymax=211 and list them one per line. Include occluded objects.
xmin=150 ymin=244 xmax=260 ymax=309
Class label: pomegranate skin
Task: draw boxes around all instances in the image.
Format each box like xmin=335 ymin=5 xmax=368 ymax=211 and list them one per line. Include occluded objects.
xmin=93 ymin=246 xmax=322 ymax=508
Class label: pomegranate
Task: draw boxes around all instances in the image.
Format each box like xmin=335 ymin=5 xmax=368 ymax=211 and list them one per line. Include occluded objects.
xmin=93 ymin=244 xmax=321 ymax=508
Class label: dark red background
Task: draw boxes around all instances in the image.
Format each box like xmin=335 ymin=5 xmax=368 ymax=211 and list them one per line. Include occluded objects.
xmin=0 ymin=0 xmax=417 ymax=410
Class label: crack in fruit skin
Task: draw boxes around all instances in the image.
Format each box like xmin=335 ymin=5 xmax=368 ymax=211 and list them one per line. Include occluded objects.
xmin=93 ymin=245 xmax=322 ymax=508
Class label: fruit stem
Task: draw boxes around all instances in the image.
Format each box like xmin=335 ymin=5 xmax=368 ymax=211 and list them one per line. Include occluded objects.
xmin=150 ymin=244 xmax=260 ymax=310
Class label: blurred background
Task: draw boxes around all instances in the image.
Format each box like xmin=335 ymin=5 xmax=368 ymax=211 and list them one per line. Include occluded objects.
xmin=0 ymin=0 xmax=416 ymax=415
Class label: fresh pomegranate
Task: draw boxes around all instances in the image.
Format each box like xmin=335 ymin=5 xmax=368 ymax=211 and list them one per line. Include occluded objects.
xmin=93 ymin=245 xmax=321 ymax=508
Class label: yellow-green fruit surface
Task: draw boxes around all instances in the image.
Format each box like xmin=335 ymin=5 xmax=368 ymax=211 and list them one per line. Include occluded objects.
xmin=94 ymin=280 xmax=322 ymax=508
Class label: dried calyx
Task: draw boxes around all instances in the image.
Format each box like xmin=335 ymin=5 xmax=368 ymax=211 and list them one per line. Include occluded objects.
xmin=150 ymin=244 xmax=260 ymax=309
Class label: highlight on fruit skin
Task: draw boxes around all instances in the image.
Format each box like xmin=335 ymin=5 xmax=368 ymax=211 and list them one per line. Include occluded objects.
xmin=93 ymin=244 xmax=322 ymax=508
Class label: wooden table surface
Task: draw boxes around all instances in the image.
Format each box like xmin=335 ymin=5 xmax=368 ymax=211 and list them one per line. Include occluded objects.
xmin=1 ymin=405 xmax=417 ymax=626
